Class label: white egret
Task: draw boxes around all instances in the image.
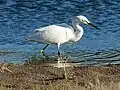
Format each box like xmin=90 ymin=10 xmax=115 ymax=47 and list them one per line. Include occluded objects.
xmin=25 ymin=15 xmax=100 ymax=56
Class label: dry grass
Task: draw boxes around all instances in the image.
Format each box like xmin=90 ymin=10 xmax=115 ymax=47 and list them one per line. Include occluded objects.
xmin=0 ymin=61 xmax=120 ymax=90
xmin=31 ymin=81 xmax=120 ymax=90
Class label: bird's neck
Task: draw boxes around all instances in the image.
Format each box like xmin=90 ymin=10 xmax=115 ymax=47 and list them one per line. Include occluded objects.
xmin=72 ymin=21 xmax=84 ymax=42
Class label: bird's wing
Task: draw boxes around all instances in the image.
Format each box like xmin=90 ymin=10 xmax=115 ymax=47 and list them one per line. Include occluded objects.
xmin=34 ymin=23 xmax=74 ymax=32
xmin=25 ymin=23 xmax=75 ymax=43
xmin=55 ymin=23 xmax=74 ymax=30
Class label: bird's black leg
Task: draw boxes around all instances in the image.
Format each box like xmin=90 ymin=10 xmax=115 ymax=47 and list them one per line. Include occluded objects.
xmin=58 ymin=50 xmax=61 ymax=57
xmin=57 ymin=43 xmax=61 ymax=57
xmin=40 ymin=44 xmax=49 ymax=54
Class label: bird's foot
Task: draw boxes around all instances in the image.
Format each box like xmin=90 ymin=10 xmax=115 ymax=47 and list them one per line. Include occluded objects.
xmin=0 ymin=60 xmax=12 ymax=73
xmin=40 ymin=50 xmax=43 ymax=53
xmin=40 ymin=50 xmax=44 ymax=54
xmin=40 ymin=50 xmax=47 ymax=57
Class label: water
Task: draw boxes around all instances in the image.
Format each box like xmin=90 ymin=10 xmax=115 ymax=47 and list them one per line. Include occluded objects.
xmin=0 ymin=0 xmax=120 ymax=65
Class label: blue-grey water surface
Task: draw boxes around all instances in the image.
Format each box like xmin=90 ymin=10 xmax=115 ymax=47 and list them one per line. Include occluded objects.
xmin=0 ymin=0 xmax=120 ymax=65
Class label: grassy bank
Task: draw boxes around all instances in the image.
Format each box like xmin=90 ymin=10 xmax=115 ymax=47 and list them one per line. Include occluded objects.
xmin=0 ymin=60 xmax=120 ymax=90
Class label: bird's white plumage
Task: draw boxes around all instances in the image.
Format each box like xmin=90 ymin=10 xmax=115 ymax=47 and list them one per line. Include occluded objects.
xmin=25 ymin=15 xmax=99 ymax=56
xmin=26 ymin=23 xmax=75 ymax=44
xmin=25 ymin=15 xmax=100 ymax=68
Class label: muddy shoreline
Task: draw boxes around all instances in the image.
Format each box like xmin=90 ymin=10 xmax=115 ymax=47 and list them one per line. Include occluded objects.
xmin=0 ymin=62 xmax=119 ymax=90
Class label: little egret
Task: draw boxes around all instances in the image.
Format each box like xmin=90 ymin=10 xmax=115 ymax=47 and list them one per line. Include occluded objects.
xmin=25 ymin=15 xmax=100 ymax=56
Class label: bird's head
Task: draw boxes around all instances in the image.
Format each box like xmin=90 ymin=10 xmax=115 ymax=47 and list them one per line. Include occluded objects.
xmin=76 ymin=15 xmax=100 ymax=30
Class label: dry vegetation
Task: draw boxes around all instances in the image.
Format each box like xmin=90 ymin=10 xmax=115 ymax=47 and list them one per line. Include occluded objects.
xmin=0 ymin=59 xmax=120 ymax=90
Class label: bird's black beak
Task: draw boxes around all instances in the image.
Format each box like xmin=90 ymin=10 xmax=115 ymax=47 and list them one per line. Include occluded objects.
xmin=88 ymin=23 xmax=100 ymax=30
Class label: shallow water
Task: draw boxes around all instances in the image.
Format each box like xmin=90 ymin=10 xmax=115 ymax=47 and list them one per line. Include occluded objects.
xmin=0 ymin=0 xmax=120 ymax=65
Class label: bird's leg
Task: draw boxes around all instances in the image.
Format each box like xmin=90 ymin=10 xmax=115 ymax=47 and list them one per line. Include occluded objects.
xmin=57 ymin=43 xmax=62 ymax=67
xmin=57 ymin=43 xmax=61 ymax=57
xmin=40 ymin=44 xmax=49 ymax=54
xmin=58 ymin=50 xmax=60 ymax=57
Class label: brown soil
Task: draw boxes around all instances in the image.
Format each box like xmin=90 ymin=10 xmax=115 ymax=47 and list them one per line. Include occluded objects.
xmin=0 ymin=62 xmax=120 ymax=90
